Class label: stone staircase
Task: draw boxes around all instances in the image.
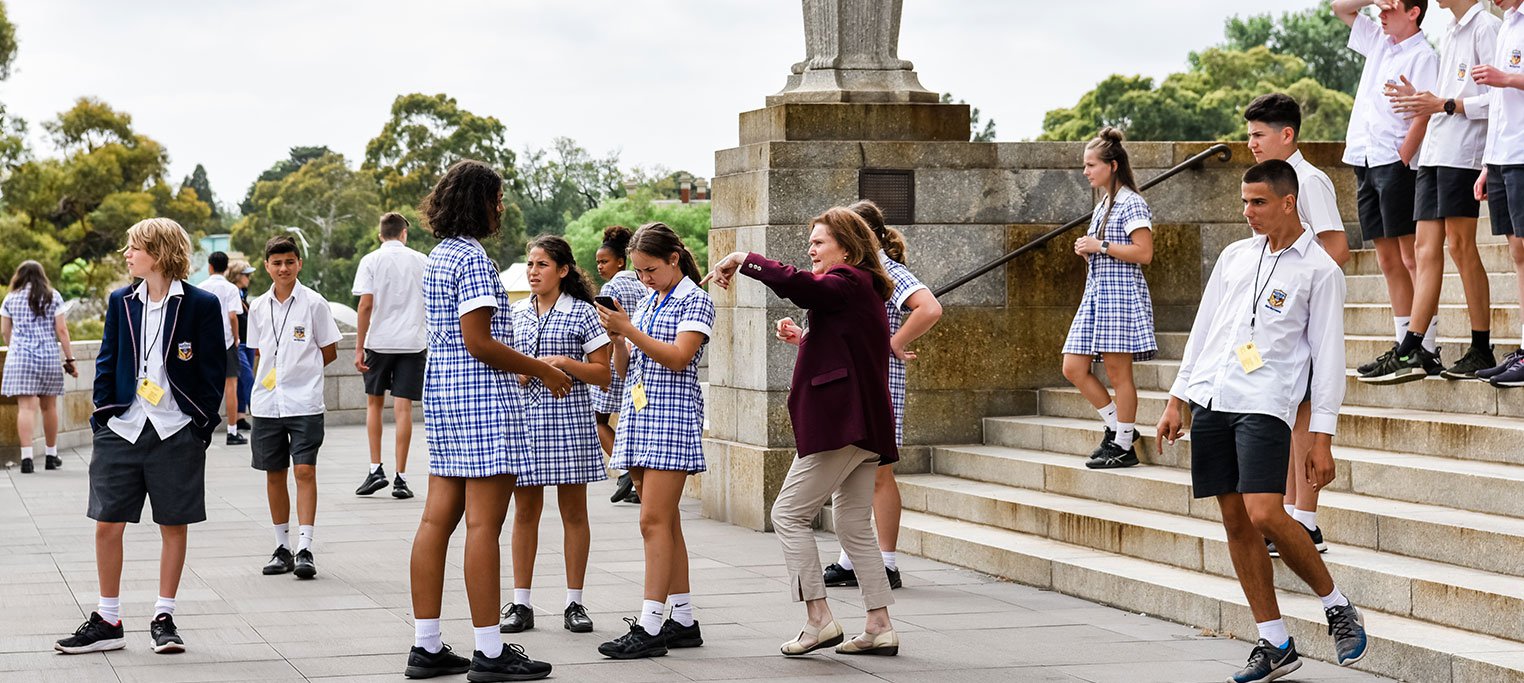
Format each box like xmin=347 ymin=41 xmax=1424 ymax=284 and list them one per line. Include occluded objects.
xmin=899 ymin=222 xmax=1524 ymax=682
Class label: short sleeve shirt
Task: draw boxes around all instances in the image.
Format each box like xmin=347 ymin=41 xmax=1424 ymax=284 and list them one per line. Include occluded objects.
xmin=1484 ymin=7 xmax=1524 ymax=166
xmin=1290 ymin=151 xmax=1345 ymax=235
xmin=352 ymin=240 xmax=429 ymax=353
xmin=1 ymin=288 xmax=63 ymax=353
xmin=200 ymin=274 xmax=243 ymax=348
xmin=248 ymin=281 xmax=343 ymax=418
xmin=1344 ymin=14 xmax=1440 ymax=167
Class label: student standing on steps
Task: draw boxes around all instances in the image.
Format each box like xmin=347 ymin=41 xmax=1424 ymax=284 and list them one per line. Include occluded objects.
xmin=1334 ymin=0 xmax=1442 ymax=377
xmin=1244 ymin=93 xmax=1349 ymax=558
xmin=1159 ymin=161 xmax=1365 ymax=683
xmin=1368 ymin=0 xmax=1503 ymax=385
xmin=249 ymin=236 xmax=342 ymax=581
xmin=55 ymin=218 xmax=226 ymax=657
xmin=592 ymin=225 xmax=649 ymax=505
xmin=1060 ymin=127 xmax=1157 ymax=470
xmin=1473 ymin=0 xmax=1524 ymax=386
xmin=198 ymin=252 xmax=247 ymax=445
xmin=2 ymin=261 xmax=77 ymax=474
xmin=352 ymin=212 xmax=428 ymax=500
xmin=500 ymin=235 xmax=611 ymax=637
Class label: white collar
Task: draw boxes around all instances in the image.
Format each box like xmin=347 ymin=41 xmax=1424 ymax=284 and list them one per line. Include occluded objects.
xmin=521 ymin=291 xmax=578 ymax=315
xmin=264 ymin=280 xmax=308 ymax=306
xmin=668 ymin=276 xmax=701 ymax=301
xmin=1388 ymin=28 xmax=1428 ymax=51
xmin=1287 ymin=149 xmax=1307 ymax=167
xmin=460 ymin=237 xmax=484 ymax=252
xmin=1254 ymin=226 xmax=1316 ymax=257
xmin=131 ymin=279 xmax=185 ymax=304
xmin=613 ymin=269 xmax=639 ymax=282
xmin=1455 ymin=2 xmax=1485 ymax=29
xmin=381 ymin=239 xmax=408 ymax=250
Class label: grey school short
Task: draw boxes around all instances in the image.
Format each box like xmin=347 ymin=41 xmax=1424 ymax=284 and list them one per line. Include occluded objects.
xmin=1415 ymin=166 xmax=1483 ymax=221
xmin=251 ymin=414 xmax=325 ymax=470
xmin=1355 ymin=162 xmax=1417 ymax=240
xmin=87 ymin=424 xmax=208 ymax=525
xmin=1188 ymin=402 xmax=1292 ymax=499
xmin=224 ymin=344 xmax=241 ymax=379
xmin=1488 ymin=164 xmax=1524 ymax=238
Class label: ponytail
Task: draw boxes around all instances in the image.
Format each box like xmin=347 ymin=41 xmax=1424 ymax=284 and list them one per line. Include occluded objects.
xmin=630 ymin=222 xmax=703 ymax=285
xmin=848 ymin=199 xmax=907 ymax=264
xmin=526 ymin=235 xmax=595 ymax=305
xmin=1086 ymin=126 xmax=1139 ymax=235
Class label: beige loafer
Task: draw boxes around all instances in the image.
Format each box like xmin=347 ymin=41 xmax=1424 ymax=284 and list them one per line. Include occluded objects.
xmin=780 ymin=620 xmax=844 ymax=656
xmin=834 ymin=629 xmax=898 ymax=656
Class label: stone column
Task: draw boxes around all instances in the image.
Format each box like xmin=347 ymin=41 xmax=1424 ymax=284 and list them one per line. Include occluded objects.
xmin=772 ymin=0 xmax=938 ymax=105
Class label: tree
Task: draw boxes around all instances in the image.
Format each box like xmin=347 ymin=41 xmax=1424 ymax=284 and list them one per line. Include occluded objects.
xmin=941 ymin=93 xmax=997 ymax=142
xmin=563 ymin=190 xmax=710 ymax=282
xmin=0 ymin=0 xmax=15 ymax=81
xmin=362 ymin=93 xmax=517 ymax=210
xmin=180 ymin=164 xmax=219 ymax=219
xmin=1216 ymin=0 xmax=1364 ymax=96
xmin=240 ymin=145 xmax=332 ymax=215
xmin=516 ymin=137 xmax=623 ymax=236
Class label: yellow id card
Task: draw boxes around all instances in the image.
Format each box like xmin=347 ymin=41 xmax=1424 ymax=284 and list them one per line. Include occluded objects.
xmin=261 ymin=367 xmax=278 ymax=390
xmin=1235 ymin=341 xmax=1265 ymax=374
xmin=631 ymin=382 xmax=648 ymax=411
xmin=137 ymin=378 xmax=166 ymax=406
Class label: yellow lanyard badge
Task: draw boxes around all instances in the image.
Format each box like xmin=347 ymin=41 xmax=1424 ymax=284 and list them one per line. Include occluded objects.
xmin=261 ymin=365 xmax=277 ymax=390
xmin=136 ymin=378 xmax=166 ymax=406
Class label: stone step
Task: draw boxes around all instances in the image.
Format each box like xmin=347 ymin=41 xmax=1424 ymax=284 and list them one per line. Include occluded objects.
xmin=894 ymin=509 xmax=1524 ymax=683
xmin=1344 ymin=303 xmax=1521 ymax=340
xmin=1346 ymin=272 xmax=1518 ymax=305
xmin=898 ymin=473 xmax=1524 ymax=643
xmin=1346 ymin=242 xmax=1515 ymax=278
xmin=928 ymin=443 xmax=1524 ymax=580
xmin=1038 ymin=385 xmax=1524 ymax=465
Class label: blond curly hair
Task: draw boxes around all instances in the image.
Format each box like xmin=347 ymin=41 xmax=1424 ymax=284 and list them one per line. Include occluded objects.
xmin=123 ymin=217 xmax=194 ymax=281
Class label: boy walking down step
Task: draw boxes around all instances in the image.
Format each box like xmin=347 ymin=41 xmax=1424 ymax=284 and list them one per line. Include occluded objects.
xmin=1158 ymin=161 xmax=1366 ymax=683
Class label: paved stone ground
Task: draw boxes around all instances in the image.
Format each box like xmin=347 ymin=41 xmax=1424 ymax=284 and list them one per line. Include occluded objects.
xmin=0 ymin=425 xmax=1394 ymax=682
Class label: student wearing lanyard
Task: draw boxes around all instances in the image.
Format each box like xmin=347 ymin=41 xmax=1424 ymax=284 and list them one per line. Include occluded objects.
xmin=594 ymin=222 xmax=714 ymax=660
xmin=248 ymin=236 xmax=342 ymax=581
xmin=500 ymin=235 xmax=611 ymax=636
xmin=1158 ymin=162 xmax=1364 ymax=682
xmin=1471 ymin=0 xmax=1524 ymax=385
xmin=592 ymin=224 xmax=649 ymax=505
xmin=57 ymin=218 xmax=226 ymax=657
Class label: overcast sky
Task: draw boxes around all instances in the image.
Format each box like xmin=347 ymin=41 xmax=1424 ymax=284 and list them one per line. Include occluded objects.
xmin=2 ymin=0 xmax=1333 ymax=208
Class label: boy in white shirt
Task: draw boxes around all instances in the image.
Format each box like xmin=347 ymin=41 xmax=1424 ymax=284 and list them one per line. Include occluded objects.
xmin=1472 ymin=0 xmax=1524 ymax=386
xmin=200 ymin=251 xmax=248 ymax=444
xmin=249 ymin=235 xmax=342 ymax=579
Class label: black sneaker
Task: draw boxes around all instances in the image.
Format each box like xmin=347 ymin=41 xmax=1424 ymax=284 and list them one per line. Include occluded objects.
xmin=597 ymin=618 xmax=669 ymax=659
xmin=1490 ymin=357 xmax=1524 ymax=387
xmin=1267 ymin=525 xmax=1328 ymax=558
xmin=45 ymin=454 xmax=61 ymax=470
xmin=226 ymin=432 xmax=248 ymax=445
xmin=1442 ymin=345 xmax=1497 ymax=380
xmin=1087 ymin=427 xmax=1117 ymax=461
xmin=405 ymin=643 xmax=471 ymax=679
xmin=20 ymin=458 xmax=33 ymax=474
xmin=610 ymin=472 xmax=635 ymax=503
xmin=357 ymin=467 xmax=389 ymax=496
xmin=660 ymin=618 xmax=703 ymax=648
xmin=564 ymin=602 xmax=593 ymax=633
xmin=1325 ymin=603 xmax=1368 ymax=666
xmin=294 ymin=548 xmax=317 ymax=579
xmin=499 ymin=603 xmax=534 ymax=633
xmin=822 ymin=562 xmax=858 ymax=587
xmin=54 ymin=612 xmax=126 ymax=654
xmin=150 ymin=613 xmax=184 ymax=654
xmin=392 ymin=475 xmax=415 ymax=499
xmin=468 ymin=643 xmax=552 ymax=682
xmin=1229 ymin=637 xmax=1301 ymax=683
xmin=262 ymin=546 xmax=295 ymax=575
xmin=1358 ymin=345 xmax=1434 ymax=385
xmin=886 ymin=567 xmax=902 ymax=590
xmin=1357 ymin=344 xmax=1397 ymax=377
xmin=1478 ymin=348 xmax=1524 ymax=380
xmin=1086 ymin=441 xmax=1139 ymax=469
xmin=237 ymin=418 xmax=252 ymax=432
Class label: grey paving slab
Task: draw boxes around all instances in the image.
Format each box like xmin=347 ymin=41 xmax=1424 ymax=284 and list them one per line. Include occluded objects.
xmin=0 ymin=425 xmax=1392 ymax=681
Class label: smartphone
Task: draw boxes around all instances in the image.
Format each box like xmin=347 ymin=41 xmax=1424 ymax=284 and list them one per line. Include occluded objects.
xmin=594 ymin=295 xmax=617 ymax=310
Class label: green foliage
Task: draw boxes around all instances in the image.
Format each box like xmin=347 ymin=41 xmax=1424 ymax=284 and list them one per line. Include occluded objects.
xmin=516 ymin=137 xmax=624 ymax=237
xmin=362 ymin=93 xmax=517 ymax=210
xmin=181 ymin=164 xmax=219 ymax=218
xmin=941 ymin=93 xmax=997 ymax=142
xmin=1218 ymin=0 xmax=1363 ymax=96
xmin=0 ymin=212 xmax=63 ymax=284
xmin=563 ymin=191 xmax=710 ymax=283
xmin=67 ymin=317 xmax=104 ymax=342
xmin=240 ymin=146 xmax=332 ymax=215
xmin=0 ymin=0 xmax=16 ymax=80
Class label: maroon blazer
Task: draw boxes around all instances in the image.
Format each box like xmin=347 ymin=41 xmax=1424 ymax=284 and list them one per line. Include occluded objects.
xmin=740 ymin=253 xmax=898 ymax=464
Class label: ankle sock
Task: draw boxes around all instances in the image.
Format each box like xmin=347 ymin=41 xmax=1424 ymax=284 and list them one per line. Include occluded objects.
xmin=44 ymin=445 xmax=56 ymax=457
xmin=297 ymin=525 xmax=314 ymax=552
xmin=97 ymin=596 xmax=120 ymax=624
xmin=837 ymin=551 xmax=855 ymax=571
xmin=1256 ymin=619 xmax=1290 ymax=649
xmin=1115 ymin=423 xmax=1136 ymax=449
xmin=1395 ymin=316 xmax=1410 ymax=343
xmin=19 ymin=447 xmax=32 ymax=461
xmin=397 ymin=471 xmax=408 ymax=482
xmin=1474 ymin=330 xmax=1491 ymax=351
xmin=514 ymin=588 xmax=532 ymax=608
xmin=1283 ymin=503 xmax=1296 ymax=517
xmin=1396 ymin=330 xmax=1424 ymax=357
xmin=1422 ymin=323 xmax=1438 ymax=353
xmin=880 ymin=551 xmax=897 ymax=571
xmin=228 ymin=423 xmax=238 ymax=436
xmin=639 ymin=600 xmax=665 ymax=635
xmin=154 ymin=596 xmax=176 ymax=617
xmin=414 ymin=618 xmax=442 ymax=654
xmin=370 ymin=462 xmax=382 ymax=474
xmin=1097 ymin=402 xmax=1119 ymax=431
xmin=668 ymin=593 xmax=694 ymax=627
xmin=1292 ymin=509 xmax=1317 ymax=532
xmin=1319 ymin=586 xmax=1350 ymax=609
xmin=473 ymin=624 xmax=502 ymax=658
xmin=273 ymin=522 xmax=290 ymax=550
xmin=566 ymin=589 xmax=583 ymax=608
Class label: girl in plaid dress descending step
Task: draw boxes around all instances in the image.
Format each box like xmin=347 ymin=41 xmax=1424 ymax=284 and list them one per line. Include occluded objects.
xmin=1 ymin=260 xmax=78 ymax=474
xmin=592 ymin=225 xmax=650 ymax=504
xmin=500 ymin=235 xmax=611 ymax=636
xmin=1061 ymin=127 xmax=1158 ymax=470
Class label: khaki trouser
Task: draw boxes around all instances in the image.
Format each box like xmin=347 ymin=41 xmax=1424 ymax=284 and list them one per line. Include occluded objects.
xmin=770 ymin=444 xmax=894 ymax=611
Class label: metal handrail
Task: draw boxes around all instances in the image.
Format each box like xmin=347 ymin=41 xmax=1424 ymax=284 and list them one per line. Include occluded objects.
xmin=932 ymin=143 xmax=1233 ymax=297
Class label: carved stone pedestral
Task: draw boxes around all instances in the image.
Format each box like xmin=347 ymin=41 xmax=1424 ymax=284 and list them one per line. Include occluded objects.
xmin=769 ymin=0 xmax=938 ymax=105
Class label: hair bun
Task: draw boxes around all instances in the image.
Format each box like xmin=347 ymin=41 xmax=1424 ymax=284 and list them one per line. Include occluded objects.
xmin=1098 ymin=126 xmax=1125 ymax=143
xmin=602 ymin=224 xmax=632 ymax=249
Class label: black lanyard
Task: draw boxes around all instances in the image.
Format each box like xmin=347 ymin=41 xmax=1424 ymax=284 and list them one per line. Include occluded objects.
xmin=268 ymin=292 xmax=296 ymax=362
xmin=1249 ymin=240 xmax=1287 ymax=338
xmin=139 ymin=298 xmax=166 ymax=379
xmin=531 ymin=298 xmax=557 ymax=358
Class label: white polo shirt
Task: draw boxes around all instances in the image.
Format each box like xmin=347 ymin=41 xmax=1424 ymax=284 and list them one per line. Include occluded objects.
xmin=1419 ymin=4 xmax=1501 ymax=170
xmin=351 ymin=240 xmax=428 ymax=353
xmin=109 ymin=280 xmax=192 ymax=443
xmin=1483 ymin=7 xmax=1524 ymax=166
xmin=1289 ymin=151 xmax=1344 ymax=235
xmin=1344 ymin=14 xmax=1440 ymax=167
xmin=200 ymin=274 xmax=243 ymax=348
xmin=249 ymin=281 xmax=342 ymax=418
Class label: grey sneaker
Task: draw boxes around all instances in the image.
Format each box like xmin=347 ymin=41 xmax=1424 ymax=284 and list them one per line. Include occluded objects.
xmin=1230 ymin=638 xmax=1301 ymax=682
xmin=1325 ymin=603 xmax=1367 ymax=666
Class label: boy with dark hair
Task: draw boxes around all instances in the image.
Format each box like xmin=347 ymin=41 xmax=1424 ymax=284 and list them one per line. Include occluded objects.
xmin=249 ymin=235 xmax=342 ymax=579
xmin=200 ymin=250 xmax=247 ymax=444
xmin=56 ymin=218 xmax=227 ymax=656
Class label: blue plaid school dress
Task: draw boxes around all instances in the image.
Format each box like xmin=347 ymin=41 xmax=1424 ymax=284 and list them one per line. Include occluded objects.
xmin=510 ymin=293 xmax=611 ymax=486
xmin=590 ymin=271 xmax=649 ymax=414
xmin=421 ymin=237 xmax=534 ymax=478
xmin=881 ymin=252 xmax=928 ymax=447
xmin=1 ymin=288 xmax=65 ymax=397
xmin=610 ymin=277 xmax=714 ymax=473
xmin=1062 ymin=188 xmax=1157 ymax=362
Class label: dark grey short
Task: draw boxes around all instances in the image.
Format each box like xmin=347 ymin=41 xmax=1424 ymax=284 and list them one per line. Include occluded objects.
xmin=1415 ymin=166 xmax=1482 ymax=221
xmin=251 ymin=414 xmax=325 ymax=471
xmin=87 ymin=424 xmax=207 ymax=525
xmin=362 ymin=350 xmax=425 ymax=401
xmin=224 ymin=344 xmax=241 ymax=379
xmin=1188 ymin=402 xmax=1293 ymax=499
xmin=1488 ymin=164 xmax=1524 ymax=238
xmin=1355 ymin=162 xmax=1417 ymax=240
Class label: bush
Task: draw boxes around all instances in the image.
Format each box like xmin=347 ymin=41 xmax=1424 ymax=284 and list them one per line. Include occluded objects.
xmin=563 ymin=191 xmax=710 ymax=283
xmin=67 ymin=317 xmax=104 ymax=342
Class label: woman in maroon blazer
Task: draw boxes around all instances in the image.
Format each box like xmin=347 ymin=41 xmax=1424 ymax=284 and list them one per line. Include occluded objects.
xmin=706 ymin=206 xmax=900 ymax=657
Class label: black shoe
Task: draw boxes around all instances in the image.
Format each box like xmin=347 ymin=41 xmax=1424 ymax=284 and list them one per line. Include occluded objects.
xmin=237 ymin=418 xmax=252 ymax=432
xmin=1357 ymin=344 xmax=1397 ymax=377
xmin=499 ymin=603 xmax=534 ymax=633
xmin=661 ymin=618 xmax=703 ymax=648
xmin=1358 ymin=345 xmax=1434 ymax=385
xmin=356 ymin=467 xmax=388 ymax=496
xmin=598 ymin=618 xmax=669 ymax=659
xmin=1479 ymin=348 xmax=1524 ymax=380
xmin=1230 ymin=637 xmax=1301 ymax=682
xmin=294 ymin=549 xmax=317 ymax=579
xmin=1442 ymin=345 xmax=1498 ymax=380
xmin=45 ymin=454 xmax=61 ymax=470
xmin=822 ymin=562 xmax=858 ymax=587
xmin=468 ymin=643 xmax=552 ymax=682
xmin=886 ymin=567 xmax=903 ymax=590
xmin=405 ymin=643 xmax=472 ymax=679
xmin=1268 ymin=524 xmax=1327 ymax=559
xmin=262 ymin=546 xmax=295 ymax=575
xmin=610 ymin=472 xmax=635 ymax=503
xmin=392 ymin=475 xmax=415 ymax=499
xmin=1326 ymin=603 xmax=1367 ymax=666
xmin=54 ymin=612 xmax=126 ymax=654
xmin=226 ymin=432 xmax=248 ymax=445
xmin=19 ymin=458 xmax=33 ymax=474
xmin=1086 ymin=441 xmax=1139 ymax=469
xmin=564 ymin=602 xmax=593 ymax=633
xmin=150 ymin=613 xmax=184 ymax=654
xmin=1087 ymin=427 xmax=1117 ymax=461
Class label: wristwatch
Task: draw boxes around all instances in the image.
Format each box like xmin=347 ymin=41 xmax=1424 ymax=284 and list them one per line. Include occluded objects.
xmin=1444 ymin=98 xmax=1457 ymax=115
xmin=1100 ymin=241 xmax=1111 ymax=255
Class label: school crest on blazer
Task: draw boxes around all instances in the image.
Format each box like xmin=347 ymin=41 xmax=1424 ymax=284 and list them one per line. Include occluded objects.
xmin=177 ymin=341 xmax=193 ymax=361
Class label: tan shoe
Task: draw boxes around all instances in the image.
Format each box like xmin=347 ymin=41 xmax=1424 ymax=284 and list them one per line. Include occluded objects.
xmin=834 ymin=629 xmax=898 ymax=656
xmin=780 ymin=620 xmax=844 ymax=656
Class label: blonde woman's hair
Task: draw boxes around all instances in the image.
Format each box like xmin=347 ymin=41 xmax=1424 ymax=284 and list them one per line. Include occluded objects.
xmin=227 ymin=259 xmax=252 ymax=282
xmin=124 ymin=217 xmax=194 ymax=281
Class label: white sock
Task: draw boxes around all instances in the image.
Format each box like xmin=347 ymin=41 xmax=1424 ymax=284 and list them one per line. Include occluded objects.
xmin=44 ymin=445 xmax=57 ymax=456
xmin=297 ymin=525 xmax=315 ymax=552
xmin=154 ymin=596 xmax=176 ymax=617
xmin=1292 ymin=509 xmax=1317 ymax=532
xmin=881 ymin=551 xmax=898 ymax=571
xmin=668 ymin=593 xmax=694 ymax=627
xmin=414 ymin=618 xmax=442 ymax=654
xmin=397 ymin=471 xmax=408 ymax=482
xmin=1115 ymin=423 xmax=1136 ymax=449
xmin=1422 ymin=323 xmax=1438 ymax=353
xmin=1319 ymin=586 xmax=1350 ymax=609
xmin=97 ymin=596 xmax=121 ymax=624
xmin=473 ymin=624 xmax=503 ymax=658
xmin=370 ymin=462 xmax=381 ymax=473
xmin=1097 ymin=402 xmax=1119 ymax=431
xmin=1283 ymin=504 xmax=1296 ymax=517
xmin=1519 ymin=323 xmax=1524 ymax=346
xmin=228 ymin=423 xmax=238 ymax=436
xmin=514 ymin=588 xmax=532 ymax=608
xmin=1395 ymin=316 xmax=1410 ymax=343
xmin=1256 ymin=619 xmax=1290 ymax=649
xmin=19 ymin=447 xmax=32 ymax=461
xmin=639 ymin=600 xmax=665 ymax=635
xmin=273 ymin=523 xmax=290 ymax=550
xmin=838 ymin=551 xmax=855 ymax=571
xmin=566 ymin=589 xmax=583 ymax=608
